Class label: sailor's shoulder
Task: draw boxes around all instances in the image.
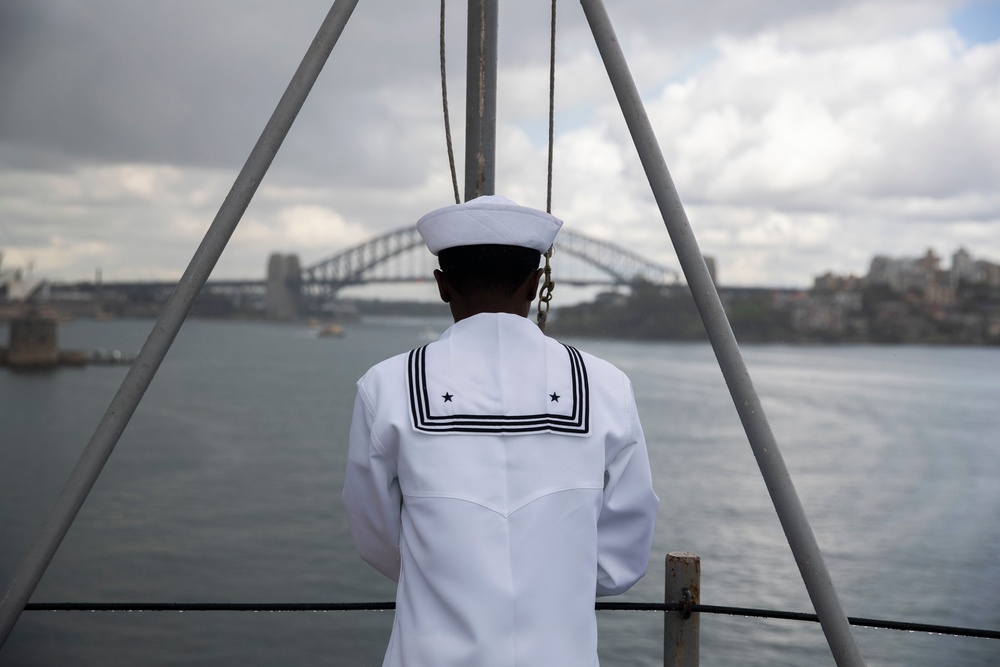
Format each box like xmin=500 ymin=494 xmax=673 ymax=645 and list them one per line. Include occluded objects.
xmin=548 ymin=338 xmax=627 ymax=381
xmin=358 ymin=349 xmax=413 ymax=387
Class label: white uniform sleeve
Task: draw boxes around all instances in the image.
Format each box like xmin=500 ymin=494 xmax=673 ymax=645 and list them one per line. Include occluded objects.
xmin=342 ymin=379 xmax=402 ymax=582
xmin=596 ymin=380 xmax=659 ymax=597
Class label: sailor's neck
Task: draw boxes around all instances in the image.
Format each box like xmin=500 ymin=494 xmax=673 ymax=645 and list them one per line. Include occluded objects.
xmin=449 ymin=306 xmax=530 ymax=323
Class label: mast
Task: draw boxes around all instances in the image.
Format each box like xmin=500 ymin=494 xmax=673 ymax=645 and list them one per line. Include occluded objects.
xmin=463 ymin=0 xmax=498 ymax=200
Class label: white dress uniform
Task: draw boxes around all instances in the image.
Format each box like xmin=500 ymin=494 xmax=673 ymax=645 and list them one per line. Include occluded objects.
xmin=343 ymin=312 xmax=659 ymax=667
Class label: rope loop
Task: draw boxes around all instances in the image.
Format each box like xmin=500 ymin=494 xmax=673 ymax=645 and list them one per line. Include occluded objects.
xmin=536 ymin=245 xmax=555 ymax=330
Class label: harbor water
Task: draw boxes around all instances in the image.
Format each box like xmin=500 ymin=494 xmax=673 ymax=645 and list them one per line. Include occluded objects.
xmin=1 ymin=317 xmax=998 ymax=666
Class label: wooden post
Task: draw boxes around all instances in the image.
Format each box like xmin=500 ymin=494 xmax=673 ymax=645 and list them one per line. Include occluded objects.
xmin=664 ymin=552 xmax=700 ymax=667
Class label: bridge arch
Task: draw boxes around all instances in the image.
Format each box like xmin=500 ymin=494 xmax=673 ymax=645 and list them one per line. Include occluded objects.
xmin=554 ymin=229 xmax=678 ymax=286
xmin=300 ymin=226 xmax=678 ymax=294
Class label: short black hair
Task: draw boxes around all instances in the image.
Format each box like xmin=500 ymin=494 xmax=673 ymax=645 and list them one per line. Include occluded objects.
xmin=438 ymin=244 xmax=541 ymax=298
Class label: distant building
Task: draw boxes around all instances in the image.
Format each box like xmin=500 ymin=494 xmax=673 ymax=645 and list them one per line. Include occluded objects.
xmin=951 ymin=247 xmax=979 ymax=287
xmin=954 ymin=247 xmax=1000 ymax=287
xmin=791 ymin=290 xmax=864 ymax=338
xmin=800 ymin=246 xmax=1000 ymax=343
xmin=813 ymin=271 xmax=863 ymax=292
xmin=925 ymin=268 xmax=956 ymax=311
xmin=867 ymin=248 xmax=941 ymax=294
xmin=868 ymin=247 xmax=999 ymax=292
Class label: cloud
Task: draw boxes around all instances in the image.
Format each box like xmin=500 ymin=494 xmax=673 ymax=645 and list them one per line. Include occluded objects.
xmin=0 ymin=1 xmax=443 ymax=169
xmin=625 ymin=21 xmax=1000 ymax=282
xmin=0 ymin=0 xmax=998 ymax=290
xmin=234 ymin=204 xmax=369 ymax=261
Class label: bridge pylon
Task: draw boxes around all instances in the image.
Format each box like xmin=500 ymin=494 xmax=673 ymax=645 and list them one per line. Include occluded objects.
xmin=265 ymin=253 xmax=302 ymax=320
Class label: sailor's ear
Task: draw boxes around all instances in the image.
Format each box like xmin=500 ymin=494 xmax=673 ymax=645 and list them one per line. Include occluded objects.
xmin=434 ymin=269 xmax=451 ymax=303
xmin=525 ymin=268 xmax=544 ymax=301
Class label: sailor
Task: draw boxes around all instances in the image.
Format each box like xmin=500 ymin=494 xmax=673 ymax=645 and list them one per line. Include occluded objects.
xmin=342 ymin=195 xmax=659 ymax=666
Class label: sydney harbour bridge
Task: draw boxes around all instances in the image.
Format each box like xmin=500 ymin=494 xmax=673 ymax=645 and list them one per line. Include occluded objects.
xmin=301 ymin=227 xmax=675 ymax=291
xmin=48 ymin=226 xmax=681 ymax=319
xmin=273 ymin=226 xmax=679 ymax=317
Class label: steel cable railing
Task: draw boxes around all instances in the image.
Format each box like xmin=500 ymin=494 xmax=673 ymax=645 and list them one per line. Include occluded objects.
xmin=22 ymin=601 xmax=1000 ymax=641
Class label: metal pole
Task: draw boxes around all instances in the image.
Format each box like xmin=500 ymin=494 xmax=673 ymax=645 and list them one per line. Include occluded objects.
xmin=664 ymin=552 xmax=700 ymax=667
xmin=464 ymin=0 xmax=498 ymax=200
xmin=578 ymin=2 xmax=866 ymax=665
xmin=0 ymin=0 xmax=361 ymax=648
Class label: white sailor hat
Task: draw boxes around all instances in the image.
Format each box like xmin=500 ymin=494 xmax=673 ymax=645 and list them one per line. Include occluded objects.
xmin=416 ymin=195 xmax=563 ymax=256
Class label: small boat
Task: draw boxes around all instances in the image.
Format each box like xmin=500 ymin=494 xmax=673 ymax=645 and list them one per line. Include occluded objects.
xmin=317 ymin=322 xmax=344 ymax=338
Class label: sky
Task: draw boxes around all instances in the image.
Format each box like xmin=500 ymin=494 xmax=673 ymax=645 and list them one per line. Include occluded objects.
xmin=1 ymin=0 xmax=999 ymax=298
